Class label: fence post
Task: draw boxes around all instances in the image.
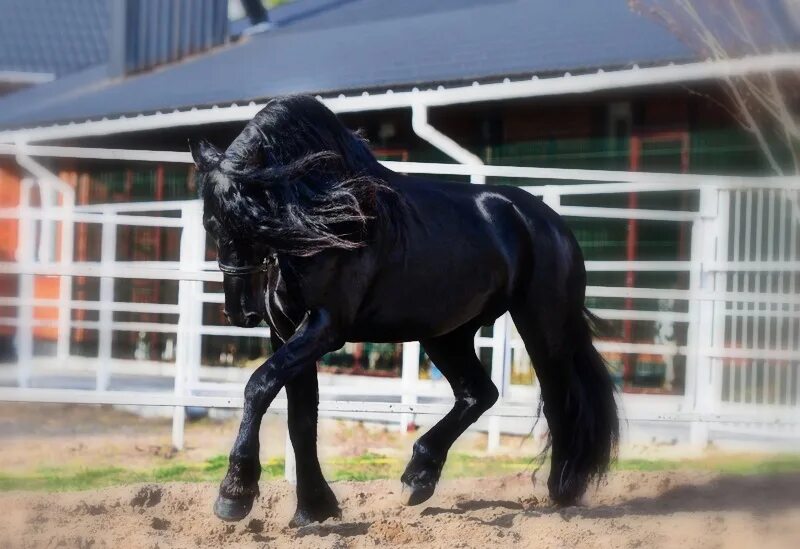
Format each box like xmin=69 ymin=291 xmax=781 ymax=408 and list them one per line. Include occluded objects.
xmin=688 ymin=186 xmax=720 ymax=447
xmin=487 ymin=312 xmax=510 ymax=452
xmin=284 ymin=425 xmax=297 ymax=483
xmin=400 ymin=341 xmax=420 ymax=432
xmin=185 ymin=211 xmax=205 ymax=399
xmin=56 ymin=191 xmax=74 ymax=363
xmin=711 ymin=190 xmax=730 ymax=407
xmin=15 ymin=179 xmax=34 ymax=388
xmin=172 ymin=202 xmax=203 ymax=450
xmin=96 ymin=213 xmax=116 ymax=391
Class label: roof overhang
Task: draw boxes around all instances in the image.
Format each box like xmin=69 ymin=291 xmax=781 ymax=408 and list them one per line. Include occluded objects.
xmin=1 ymin=52 xmax=798 ymax=145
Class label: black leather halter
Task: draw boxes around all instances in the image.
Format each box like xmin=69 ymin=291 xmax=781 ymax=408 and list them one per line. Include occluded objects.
xmin=217 ymin=257 xmax=271 ymax=276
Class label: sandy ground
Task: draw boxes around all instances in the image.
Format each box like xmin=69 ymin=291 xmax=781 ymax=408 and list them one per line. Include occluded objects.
xmin=2 ymin=403 xmax=799 ymax=548
xmin=2 ymin=470 xmax=800 ymax=548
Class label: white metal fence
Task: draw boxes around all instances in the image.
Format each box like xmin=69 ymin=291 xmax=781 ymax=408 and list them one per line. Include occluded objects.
xmin=0 ymin=146 xmax=799 ymax=457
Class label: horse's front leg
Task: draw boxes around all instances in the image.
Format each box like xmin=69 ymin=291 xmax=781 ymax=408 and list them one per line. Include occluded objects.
xmin=214 ymin=310 xmax=340 ymax=522
xmin=286 ymin=365 xmax=340 ymax=526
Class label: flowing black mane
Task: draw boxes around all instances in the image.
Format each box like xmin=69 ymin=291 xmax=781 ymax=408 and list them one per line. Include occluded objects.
xmin=199 ymin=95 xmax=400 ymax=256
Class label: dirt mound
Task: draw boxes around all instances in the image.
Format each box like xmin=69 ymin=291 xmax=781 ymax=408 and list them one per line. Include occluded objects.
xmin=2 ymin=471 xmax=799 ymax=548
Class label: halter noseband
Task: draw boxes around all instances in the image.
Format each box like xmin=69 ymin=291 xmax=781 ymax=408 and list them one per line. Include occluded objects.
xmin=217 ymin=256 xmax=272 ymax=276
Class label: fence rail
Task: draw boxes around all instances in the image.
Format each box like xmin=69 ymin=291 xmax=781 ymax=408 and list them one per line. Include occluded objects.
xmin=0 ymin=148 xmax=798 ymax=457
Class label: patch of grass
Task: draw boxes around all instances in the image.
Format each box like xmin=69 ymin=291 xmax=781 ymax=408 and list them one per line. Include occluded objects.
xmin=0 ymin=455 xmax=290 ymax=492
xmin=0 ymin=467 xmax=143 ymax=492
xmin=615 ymin=454 xmax=800 ymax=475
xmin=203 ymin=454 xmax=229 ymax=473
xmin=2 ymin=452 xmax=799 ymax=492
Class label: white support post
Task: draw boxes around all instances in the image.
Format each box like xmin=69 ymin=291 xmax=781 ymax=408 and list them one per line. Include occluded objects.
xmin=487 ymin=312 xmax=510 ymax=453
xmin=56 ymin=191 xmax=74 ymax=363
xmin=284 ymin=425 xmax=297 ymax=483
xmin=37 ymin=183 xmax=54 ymax=263
xmin=711 ymin=190 xmax=730 ymax=406
xmin=15 ymin=150 xmax=76 ymax=364
xmin=15 ymin=179 xmax=34 ymax=388
xmin=410 ymin=103 xmax=486 ymax=184
xmin=400 ymin=341 xmax=421 ymax=432
xmin=185 ymin=203 xmax=206 ymax=398
xmin=172 ymin=202 xmax=203 ymax=450
xmin=689 ymin=186 xmax=719 ymax=447
xmin=96 ymin=213 xmax=116 ymax=390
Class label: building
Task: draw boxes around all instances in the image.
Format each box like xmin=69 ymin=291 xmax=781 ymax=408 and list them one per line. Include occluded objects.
xmin=0 ymin=0 xmax=797 ymax=397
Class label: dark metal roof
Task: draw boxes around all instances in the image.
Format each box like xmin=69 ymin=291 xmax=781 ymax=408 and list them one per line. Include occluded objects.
xmin=0 ymin=0 xmax=109 ymax=77
xmin=0 ymin=0 xmax=697 ymax=129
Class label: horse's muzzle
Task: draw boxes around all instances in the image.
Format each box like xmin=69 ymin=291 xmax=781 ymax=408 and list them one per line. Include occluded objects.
xmin=224 ymin=310 xmax=262 ymax=328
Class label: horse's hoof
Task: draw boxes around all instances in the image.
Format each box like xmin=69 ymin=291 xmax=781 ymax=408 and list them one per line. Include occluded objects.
xmin=213 ymin=495 xmax=255 ymax=522
xmin=400 ymin=482 xmax=436 ymax=506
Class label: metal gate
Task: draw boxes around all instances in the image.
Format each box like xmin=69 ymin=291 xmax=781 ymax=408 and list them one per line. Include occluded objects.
xmin=715 ymin=188 xmax=800 ymax=438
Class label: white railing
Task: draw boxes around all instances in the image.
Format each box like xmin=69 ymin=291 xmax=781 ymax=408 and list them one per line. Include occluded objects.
xmin=0 ymin=149 xmax=799 ymax=459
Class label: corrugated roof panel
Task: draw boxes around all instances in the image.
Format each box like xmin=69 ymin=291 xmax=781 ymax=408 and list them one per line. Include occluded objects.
xmin=0 ymin=0 xmax=709 ymax=129
xmin=0 ymin=0 xmax=109 ymax=77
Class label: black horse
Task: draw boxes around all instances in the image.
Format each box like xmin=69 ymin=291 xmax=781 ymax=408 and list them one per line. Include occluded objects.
xmin=189 ymin=95 xmax=618 ymax=526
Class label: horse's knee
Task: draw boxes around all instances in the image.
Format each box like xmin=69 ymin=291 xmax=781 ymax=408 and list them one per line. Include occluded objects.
xmin=480 ymin=382 xmax=499 ymax=411
xmin=460 ymin=380 xmax=498 ymax=416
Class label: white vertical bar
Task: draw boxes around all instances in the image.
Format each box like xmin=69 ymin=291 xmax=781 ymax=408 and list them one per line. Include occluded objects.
xmin=172 ymin=203 xmax=202 ymax=450
xmin=487 ymin=312 xmax=509 ymax=453
xmin=284 ymin=426 xmax=297 ymax=483
xmin=684 ymin=219 xmax=702 ymax=414
xmin=96 ymin=214 xmax=116 ymax=391
xmin=689 ymin=186 xmax=717 ymax=447
xmin=15 ymin=179 xmax=35 ymax=388
xmin=37 ymin=183 xmax=54 ymax=263
xmin=400 ymin=341 xmax=421 ymax=432
xmin=56 ymin=191 xmax=74 ymax=362
xmin=777 ymin=190 xmax=789 ymax=405
xmin=186 ymin=204 xmax=206 ymax=398
xmin=754 ymin=189 xmax=765 ymax=405
xmin=743 ymin=190 xmax=753 ymax=403
xmin=730 ymin=190 xmax=742 ymax=403
xmin=765 ymin=189 xmax=776 ymax=405
xmin=790 ymin=189 xmax=799 ymax=406
xmin=712 ymin=190 xmax=729 ymax=406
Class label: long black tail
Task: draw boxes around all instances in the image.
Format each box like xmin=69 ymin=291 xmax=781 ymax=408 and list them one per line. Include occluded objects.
xmin=541 ymin=306 xmax=619 ymax=505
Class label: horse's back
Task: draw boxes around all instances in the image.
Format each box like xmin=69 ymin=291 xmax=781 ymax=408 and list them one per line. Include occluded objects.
xmin=346 ymin=174 xmax=569 ymax=341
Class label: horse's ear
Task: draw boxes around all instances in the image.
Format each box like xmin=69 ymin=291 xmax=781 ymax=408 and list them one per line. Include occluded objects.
xmin=188 ymin=138 xmax=222 ymax=172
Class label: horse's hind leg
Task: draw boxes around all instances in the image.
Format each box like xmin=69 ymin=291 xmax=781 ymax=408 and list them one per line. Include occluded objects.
xmin=401 ymin=325 xmax=498 ymax=506
xmin=286 ymin=364 xmax=340 ymax=526
xmin=510 ymin=297 xmax=617 ymax=506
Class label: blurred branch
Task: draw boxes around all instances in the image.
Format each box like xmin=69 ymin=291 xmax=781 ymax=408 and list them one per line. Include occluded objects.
xmin=630 ymin=0 xmax=800 ymax=177
xmin=630 ymin=0 xmax=800 ymax=222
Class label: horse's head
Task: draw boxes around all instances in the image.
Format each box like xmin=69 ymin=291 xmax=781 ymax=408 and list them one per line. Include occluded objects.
xmin=189 ymin=96 xmax=400 ymax=327
xmin=190 ymin=138 xmax=266 ymax=329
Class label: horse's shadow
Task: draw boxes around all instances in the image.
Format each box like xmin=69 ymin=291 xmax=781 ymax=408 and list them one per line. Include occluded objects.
xmin=575 ymin=472 xmax=800 ymax=519
xmin=422 ymin=473 xmax=800 ymax=524
xmin=288 ymin=473 xmax=800 ymax=540
xmin=295 ymin=521 xmax=370 ymax=538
